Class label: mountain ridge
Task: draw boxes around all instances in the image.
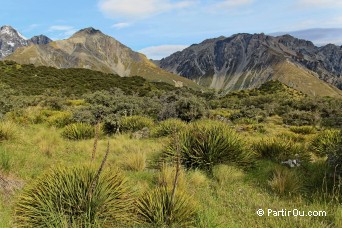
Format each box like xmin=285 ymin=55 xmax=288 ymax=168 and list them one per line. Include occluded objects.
xmin=5 ymin=27 xmax=199 ymax=89
xmin=0 ymin=25 xmax=51 ymax=58
xmin=159 ymin=33 xmax=342 ymax=96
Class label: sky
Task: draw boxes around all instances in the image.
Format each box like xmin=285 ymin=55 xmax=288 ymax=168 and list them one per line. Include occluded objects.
xmin=1 ymin=0 xmax=342 ymax=59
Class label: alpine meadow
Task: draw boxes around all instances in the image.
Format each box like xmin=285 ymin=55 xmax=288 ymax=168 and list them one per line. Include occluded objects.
xmin=1 ymin=1 xmax=342 ymax=227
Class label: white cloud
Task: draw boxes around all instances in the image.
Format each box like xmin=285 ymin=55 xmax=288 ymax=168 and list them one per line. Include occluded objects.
xmin=49 ymin=25 xmax=74 ymax=31
xmin=139 ymin=44 xmax=188 ymax=60
xmin=298 ymin=0 xmax=342 ymax=7
xmin=213 ymin=0 xmax=254 ymax=9
xmin=48 ymin=25 xmax=77 ymax=38
xmin=98 ymin=0 xmax=195 ymax=19
xmin=112 ymin=22 xmax=131 ymax=29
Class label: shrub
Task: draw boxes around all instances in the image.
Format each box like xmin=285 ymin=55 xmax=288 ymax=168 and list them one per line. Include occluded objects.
xmin=150 ymin=118 xmax=187 ymax=137
xmin=253 ymin=137 xmax=310 ymax=164
xmin=15 ymin=166 xmax=135 ymax=227
xmin=268 ymin=167 xmax=305 ymax=196
xmin=166 ymin=120 xmax=254 ymax=174
xmin=46 ymin=111 xmax=72 ymax=128
xmin=120 ymin=116 xmax=154 ymax=132
xmin=175 ymin=96 xmax=207 ymax=122
xmin=61 ymin=123 xmax=95 ymax=140
xmin=282 ymin=110 xmax=318 ymax=126
xmin=0 ymin=121 xmax=18 ymax=141
xmin=136 ymin=187 xmax=197 ymax=227
xmin=289 ymin=126 xmax=316 ymax=135
xmin=310 ymin=129 xmax=341 ymax=157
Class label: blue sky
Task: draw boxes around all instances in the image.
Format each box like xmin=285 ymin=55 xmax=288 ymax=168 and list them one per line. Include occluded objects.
xmin=1 ymin=0 xmax=342 ymax=59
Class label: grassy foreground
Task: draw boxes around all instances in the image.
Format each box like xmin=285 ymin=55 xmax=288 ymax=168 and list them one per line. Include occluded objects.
xmin=0 ymin=119 xmax=341 ymax=227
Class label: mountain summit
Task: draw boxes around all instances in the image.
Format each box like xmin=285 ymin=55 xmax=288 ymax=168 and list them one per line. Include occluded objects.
xmin=6 ymin=27 xmax=197 ymax=88
xmin=159 ymin=33 xmax=342 ymax=96
xmin=0 ymin=25 xmax=51 ymax=58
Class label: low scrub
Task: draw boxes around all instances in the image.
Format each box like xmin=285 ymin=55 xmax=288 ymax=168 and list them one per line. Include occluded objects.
xmin=136 ymin=186 xmax=197 ymax=227
xmin=166 ymin=120 xmax=254 ymax=174
xmin=150 ymin=118 xmax=187 ymax=137
xmin=120 ymin=116 xmax=154 ymax=132
xmin=61 ymin=123 xmax=95 ymax=140
xmin=15 ymin=166 xmax=135 ymax=227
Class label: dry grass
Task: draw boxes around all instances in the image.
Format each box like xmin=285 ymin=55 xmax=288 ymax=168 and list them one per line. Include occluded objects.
xmin=121 ymin=151 xmax=146 ymax=171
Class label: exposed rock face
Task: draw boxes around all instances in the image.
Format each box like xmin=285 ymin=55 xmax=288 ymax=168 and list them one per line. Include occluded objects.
xmin=0 ymin=25 xmax=52 ymax=59
xmin=6 ymin=27 xmax=198 ymax=88
xmin=0 ymin=25 xmax=28 ymax=58
xmin=29 ymin=35 xmax=52 ymax=45
xmin=159 ymin=33 xmax=342 ymax=92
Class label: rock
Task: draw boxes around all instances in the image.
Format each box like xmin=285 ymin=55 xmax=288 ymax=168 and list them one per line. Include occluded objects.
xmin=131 ymin=127 xmax=150 ymax=139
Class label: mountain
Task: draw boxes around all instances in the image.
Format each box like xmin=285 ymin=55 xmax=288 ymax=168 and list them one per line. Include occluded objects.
xmin=0 ymin=25 xmax=51 ymax=59
xmin=5 ymin=27 xmax=199 ymax=89
xmin=159 ymin=33 xmax=342 ymax=97
xmin=29 ymin=35 xmax=52 ymax=45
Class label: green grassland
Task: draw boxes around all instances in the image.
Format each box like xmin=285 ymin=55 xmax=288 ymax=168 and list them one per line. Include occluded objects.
xmin=1 ymin=62 xmax=342 ymax=227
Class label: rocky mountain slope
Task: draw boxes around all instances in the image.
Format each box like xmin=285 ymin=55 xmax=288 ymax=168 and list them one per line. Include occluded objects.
xmin=0 ymin=25 xmax=51 ymax=59
xmin=159 ymin=33 xmax=342 ymax=96
xmin=5 ymin=27 xmax=198 ymax=89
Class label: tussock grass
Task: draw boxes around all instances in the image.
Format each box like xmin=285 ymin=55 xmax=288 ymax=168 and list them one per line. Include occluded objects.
xmin=121 ymin=151 xmax=146 ymax=171
xmin=150 ymin=118 xmax=187 ymax=137
xmin=166 ymin=120 xmax=255 ymax=174
xmin=268 ymin=167 xmax=305 ymax=196
xmin=15 ymin=166 xmax=136 ymax=227
xmin=253 ymin=137 xmax=311 ymax=163
xmin=0 ymin=121 xmax=18 ymax=141
xmin=290 ymin=126 xmax=316 ymax=135
xmin=121 ymin=116 xmax=154 ymax=132
xmin=62 ymin=123 xmax=95 ymax=140
xmin=136 ymin=186 xmax=197 ymax=227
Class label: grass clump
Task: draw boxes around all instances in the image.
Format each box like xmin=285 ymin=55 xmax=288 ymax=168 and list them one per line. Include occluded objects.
xmin=120 ymin=116 xmax=154 ymax=132
xmin=122 ymin=151 xmax=146 ymax=171
xmin=0 ymin=121 xmax=18 ymax=141
xmin=136 ymin=186 xmax=197 ymax=227
xmin=268 ymin=167 xmax=305 ymax=197
xmin=62 ymin=123 xmax=95 ymax=140
xmin=150 ymin=118 xmax=186 ymax=137
xmin=253 ymin=137 xmax=310 ymax=163
xmin=310 ymin=129 xmax=341 ymax=157
xmin=15 ymin=166 xmax=135 ymax=227
xmin=166 ymin=120 xmax=254 ymax=174
xmin=289 ymin=126 xmax=316 ymax=135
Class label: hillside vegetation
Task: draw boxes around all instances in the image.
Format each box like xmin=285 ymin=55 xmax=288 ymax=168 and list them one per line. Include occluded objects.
xmin=0 ymin=63 xmax=342 ymax=227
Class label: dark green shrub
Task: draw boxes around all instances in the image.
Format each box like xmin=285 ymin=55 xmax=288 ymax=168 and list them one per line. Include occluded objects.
xmin=253 ymin=137 xmax=310 ymax=164
xmin=62 ymin=123 xmax=95 ymax=140
xmin=136 ymin=187 xmax=197 ymax=227
xmin=166 ymin=120 xmax=254 ymax=173
xmin=282 ymin=110 xmax=318 ymax=126
xmin=150 ymin=118 xmax=187 ymax=137
xmin=120 ymin=116 xmax=154 ymax=132
xmin=175 ymin=96 xmax=207 ymax=122
xmin=15 ymin=166 xmax=135 ymax=227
